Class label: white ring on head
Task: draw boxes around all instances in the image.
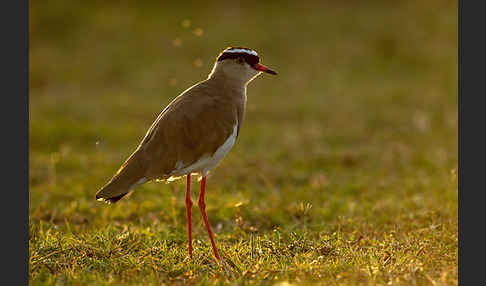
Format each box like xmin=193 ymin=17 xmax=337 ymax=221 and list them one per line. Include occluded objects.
xmin=224 ymin=49 xmax=258 ymax=56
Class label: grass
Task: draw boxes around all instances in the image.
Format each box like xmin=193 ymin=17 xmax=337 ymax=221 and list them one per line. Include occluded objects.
xmin=29 ymin=0 xmax=457 ymax=285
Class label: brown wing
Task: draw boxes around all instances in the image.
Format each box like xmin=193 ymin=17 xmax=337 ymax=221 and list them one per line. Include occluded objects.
xmin=136 ymin=81 xmax=238 ymax=180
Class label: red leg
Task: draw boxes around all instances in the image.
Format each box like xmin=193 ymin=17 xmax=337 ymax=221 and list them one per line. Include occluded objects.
xmin=185 ymin=173 xmax=193 ymax=259
xmin=198 ymin=176 xmax=220 ymax=260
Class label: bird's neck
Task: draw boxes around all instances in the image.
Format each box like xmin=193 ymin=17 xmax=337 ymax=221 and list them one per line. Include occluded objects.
xmin=207 ymin=66 xmax=249 ymax=89
xmin=205 ymin=66 xmax=248 ymax=128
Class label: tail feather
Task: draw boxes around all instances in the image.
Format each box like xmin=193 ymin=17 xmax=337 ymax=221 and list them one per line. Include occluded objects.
xmin=100 ymin=192 xmax=129 ymax=204
xmin=95 ymin=152 xmax=147 ymax=203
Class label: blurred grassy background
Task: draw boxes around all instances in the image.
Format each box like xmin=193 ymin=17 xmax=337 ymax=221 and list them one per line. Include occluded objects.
xmin=30 ymin=0 xmax=457 ymax=285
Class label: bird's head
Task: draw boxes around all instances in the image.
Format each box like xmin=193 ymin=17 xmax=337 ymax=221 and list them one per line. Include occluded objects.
xmin=209 ymin=47 xmax=277 ymax=84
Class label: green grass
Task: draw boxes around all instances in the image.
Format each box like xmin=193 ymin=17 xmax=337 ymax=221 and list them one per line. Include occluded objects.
xmin=29 ymin=0 xmax=457 ymax=285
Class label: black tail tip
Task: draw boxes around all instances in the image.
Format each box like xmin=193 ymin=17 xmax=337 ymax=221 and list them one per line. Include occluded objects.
xmin=95 ymin=193 xmax=128 ymax=204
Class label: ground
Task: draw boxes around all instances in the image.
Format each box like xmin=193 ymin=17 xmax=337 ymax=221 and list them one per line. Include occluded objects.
xmin=30 ymin=1 xmax=457 ymax=285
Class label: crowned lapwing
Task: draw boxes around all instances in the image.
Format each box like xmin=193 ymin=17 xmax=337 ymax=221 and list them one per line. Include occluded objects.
xmin=95 ymin=47 xmax=277 ymax=260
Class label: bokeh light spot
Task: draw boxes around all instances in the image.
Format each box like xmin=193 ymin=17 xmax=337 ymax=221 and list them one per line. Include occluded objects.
xmin=181 ymin=19 xmax=191 ymax=28
xmin=193 ymin=58 xmax=203 ymax=68
xmin=172 ymin=38 xmax=182 ymax=47
xmin=168 ymin=78 xmax=177 ymax=86
xmin=193 ymin=28 xmax=204 ymax=37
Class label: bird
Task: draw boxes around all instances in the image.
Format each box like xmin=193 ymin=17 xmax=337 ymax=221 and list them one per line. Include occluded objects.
xmin=95 ymin=46 xmax=277 ymax=261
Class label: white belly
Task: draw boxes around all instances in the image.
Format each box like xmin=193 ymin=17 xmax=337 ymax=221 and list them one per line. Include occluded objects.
xmin=167 ymin=121 xmax=238 ymax=181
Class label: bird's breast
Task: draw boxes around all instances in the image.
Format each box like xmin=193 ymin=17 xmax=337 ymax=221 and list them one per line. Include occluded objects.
xmin=167 ymin=120 xmax=239 ymax=180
